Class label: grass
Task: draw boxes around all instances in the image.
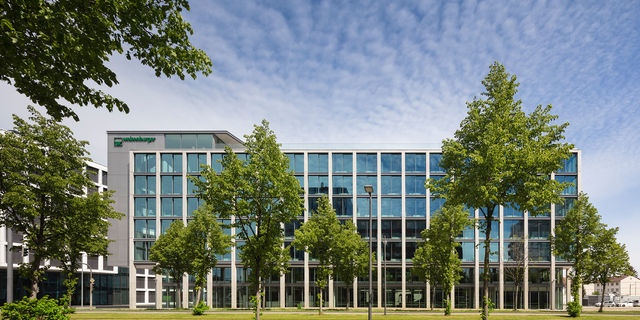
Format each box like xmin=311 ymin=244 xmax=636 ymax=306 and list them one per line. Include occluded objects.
xmin=70 ymin=312 xmax=640 ymax=320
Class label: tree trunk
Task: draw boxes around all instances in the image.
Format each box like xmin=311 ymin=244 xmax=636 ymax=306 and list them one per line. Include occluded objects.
xmin=346 ymin=285 xmax=350 ymax=310
xmin=514 ymin=285 xmax=519 ymax=311
xmin=195 ymin=287 xmax=202 ymax=306
xmin=176 ymin=279 xmax=182 ymax=309
xmin=482 ymin=213 xmax=493 ymax=319
xmin=255 ymin=278 xmax=262 ymax=320
xmin=319 ymin=286 xmax=323 ymax=315
xmin=599 ymin=283 xmax=606 ymax=312
xmin=29 ymin=256 xmax=42 ymax=299
xmin=431 ymin=283 xmax=436 ymax=310
xmin=445 ymin=286 xmax=451 ymax=316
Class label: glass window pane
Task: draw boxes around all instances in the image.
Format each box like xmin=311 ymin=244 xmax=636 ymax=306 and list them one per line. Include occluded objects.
xmin=211 ymin=154 xmax=223 ymax=172
xmin=357 ymin=198 xmax=377 ymax=217
xmin=135 ymin=176 xmax=146 ymax=194
xmin=173 ymin=198 xmax=182 ymax=217
xmin=406 ymin=153 xmax=426 ymax=173
xmin=308 ymin=175 xmax=328 ymax=195
xmin=135 ymin=198 xmax=146 ymax=216
xmin=332 ymin=153 xmax=352 ymax=173
xmin=406 ymin=176 xmax=426 ymax=195
xmin=529 ymin=242 xmax=551 ymax=261
xmin=147 ymin=154 xmax=156 ymax=173
xmin=165 ymin=134 xmax=180 ymax=149
xmin=332 ymin=197 xmax=353 ymax=217
xmin=135 ymin=154 xmax=147 ymax=173
xmin=504 ymin=220 xmax=524 ymax=239
xmin=555 ymin=198 xmax=575 ymax=217
xmin=332 ymin=176 xmax=352 ymax=195
xmin=197 ymin=134 xmax=213 ymax=149
xmin=357 ymin=153 xmax=377 ymax=173
xmin=147 ymin=176 xmax=156 ymax=194
xmin=161 ymin=154 xmax=172 ymax=172
xmin=381 ymin=198 xmax=401 ymax=217
xmin=557 ymin=153 xmax=577 ymax=173
xmin=381 ymin=176 xmax=401 ymax=195
xmin=504 ymin=241 xmax=524 ymax=262
xmin=357 ymin=176 xmax=377 ymax=195
xmin=504 ymin=203 xmax=523 ymax=217
xmin=556 ymin=175 xmax=577 ymax=195
xmin=479 ymin=220 xmax=500 ymax=240
xmin=479 ymin=242 xmax=499 ymax=262
xmin=173 ymin=176 xmax=182 ymax=194
xmin=188 ymin=197 xmax=199 ymax=216
xmin=182 ymin=134 xmax=197 ymax=149
xmin=461 ymin=242 xmax=475 ymax=262
xmin=381 ymin=154 xmax=401 ymax=173
xmin=406 ymin=198 xmax=426 ymax=217
xmin=429 ymin=153 xmax=443 ymax=173
xmin=430 ymin=198 xmax=445 ymax=216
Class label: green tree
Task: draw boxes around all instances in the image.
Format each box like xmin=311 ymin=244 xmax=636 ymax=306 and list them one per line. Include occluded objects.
xmin=503 ymin=237 xmax=527 ymax=310
xmin=57 ymin=192 xmax=123 ymax=307
xmin=184 ymin=207 xmax=233 ymax=306
xmin=552 ymin=192 xmax=604 ymax=317
xmin=149 ymin=220 xmax=191 ymax=309
xmin=413 ymin=204 xmax=471 ymax=315
xmin=427 ymin=62 xmax=573 ymax=319
xmin=195 ymin=120 xmax=302 ymax=320
xmin=333 ymin=220 xmax=370 ymax=310
xmin=0 ymin=107 xmax=122 ymax=299
xmin=412 ymin=238 xmax=440 ymax=310
xmin=0 ymin=0 xmax=212 ymax=121
xmin=585 ymin=227 xmax=632 ymax=312
xmin=292 ymin=196 xmax=340 ymax=314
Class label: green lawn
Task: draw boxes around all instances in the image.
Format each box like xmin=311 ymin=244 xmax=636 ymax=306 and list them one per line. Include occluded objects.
xmin=70 ymin=313 xmax=640 ymax=320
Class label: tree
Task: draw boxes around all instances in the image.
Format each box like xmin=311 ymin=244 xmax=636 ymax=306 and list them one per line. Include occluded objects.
xmin=292 ymin=196 xmax=340 ymax=314
xmin=195 ymin=120 xmax=302 ymax=320
xmin=149 ymin=220 xmax=191 ymax=309
xmin=57 ymin=192 xmax=122 ymax=307
xmin=0 ymin=107 xmax=122 ymax=299
xmin=503 ymin=238 xmax=527 ymax=310
xmin=184 ymin=207 xmax=232 ymax=306
xmin=1 ymin=0 xmax=213 ymax=121
xmin=585 ymin=227 xmax=632 ymax=312
xmin=333 ymin=220 xmax=370 ymax=310
xmin=427 ymin=62 xmax=573 ymax=319
xmin=413 ymin=204 xmax=471 ymax=315
xmin=552 ymin=192 xmax=604 ymax=317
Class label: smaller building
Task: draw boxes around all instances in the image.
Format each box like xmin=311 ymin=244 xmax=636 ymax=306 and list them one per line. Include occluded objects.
xmin=592 ymin=276 xmax=640 ymax=296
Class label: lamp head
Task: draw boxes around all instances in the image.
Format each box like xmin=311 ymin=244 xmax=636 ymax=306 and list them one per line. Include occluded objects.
xmin=364 ymin=185 xmax=374 ymax=194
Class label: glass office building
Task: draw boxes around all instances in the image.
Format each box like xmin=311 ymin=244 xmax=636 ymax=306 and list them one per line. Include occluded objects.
xmin=106 ymin=131 xmax=579 ymax=310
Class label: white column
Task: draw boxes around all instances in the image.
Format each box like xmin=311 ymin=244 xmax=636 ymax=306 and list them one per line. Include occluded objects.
xmin=499 ymin=205 xmax=504 ymax=309
xmin=155 ymin=273 xmax=163 ymax=309
xmin=352 ymin=152 xmax=358 ymax=309
xmin=474 ymin=208 xmax=480 ymax=309
xmin=280 ymin=273 xmax=286 ymax=308
xmin=328 ymin=152 xmax=334 ymax=309
xmin=426 ymin=152 xmax=432 ymax=308
xmin=401 ymin=152 xmax=406 ymax=309
xmin=523 ymin=210 xmax=529 ymax=310
xmin=207 ymin=271 xmax=213 ymax=307
xmin=231 ymin=215 xmax=237 ymax=309
xmin=376 ymin=152 xmax=382 ymax=308
xmin=303 ymin=152 xmax=309 ymax=308
xmin=129 ymin=151 xmax=138 ymax=309
xmin=550 ymin=186 xmax=556 ymax=310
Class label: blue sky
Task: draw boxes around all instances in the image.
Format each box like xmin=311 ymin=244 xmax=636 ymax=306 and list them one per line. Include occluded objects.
xmin=2 ymin=1 xmax=640 ymax=269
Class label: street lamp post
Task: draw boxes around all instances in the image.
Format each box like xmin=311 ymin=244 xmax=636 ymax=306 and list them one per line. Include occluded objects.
xmin=383 ymin=237 xmax=387 ymax=315
xmin=364 ymin=185 xmax=374 ymax=320
xmin=80 ymin=262 xmax=94 ymax=309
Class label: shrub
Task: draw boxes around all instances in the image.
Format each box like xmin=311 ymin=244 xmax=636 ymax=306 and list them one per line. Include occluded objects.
xmin=1 ymin=296 xmax=69 ymax=320
xmin=567 ymin=300 xmax=582 ymax=317
xmin=192 ymin=301 xmax=209 ymax=316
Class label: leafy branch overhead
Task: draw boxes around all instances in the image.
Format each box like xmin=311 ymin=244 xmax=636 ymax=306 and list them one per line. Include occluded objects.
xmin=0 ymin=0 xmax=213 ymax=121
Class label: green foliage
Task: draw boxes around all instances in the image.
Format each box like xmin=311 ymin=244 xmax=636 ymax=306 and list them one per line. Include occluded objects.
xmin=0 ymin=296 xmax=70 ymax=320
xmin=0 ymin=108 xmax=122 ymax=298
xmin=149 ymin=220 xmax=191 ymax=309
xmin=480 ymin=296 xmax=495 ymax=320
xmin=552 ymin=192 xmax=604 ymax=311
xmin=184 ymin=207 xmax=233 ymax=306
xmin=195 ymin=120 xmax=302 ymax=320
xmin=413 ymin=204 xmax=471 ymax=315
xmin=567 ymin=300 xmax=582 ymax=317
xmin=0 ymin=0 xmax=213 ymax=121
xmin=191 ymin=301 xmax=208 ymax=316
xmin=429 ymin=61 xmax=573 ymax=318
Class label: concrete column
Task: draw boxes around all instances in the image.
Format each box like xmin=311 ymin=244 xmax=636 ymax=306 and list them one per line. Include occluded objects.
xmin=182 ymin=274 xmax=189 ymax=308
xmin=6 ymin=227 xmax=13 ymax=303
xmin=550 ymin=195 xmax=556 ymax=310
xmin=327 ymin=152 xmax=334 ymax=309
xmin=303 ymin=151 xmax=309 ymax=309
xmin=207 ymin=271 xmax=213 ymax=308
xmin=426 ymin=282 xmax=430 ymax=309
xmin=155 ymin=274 xmax=163 ymax=309
xmin=231 ymin=217 xmax=237 ymax=308
xmin=523 ymin=211 xmax=529 ymax=310
xmin=401 ymin=151 xmax=406 ymax=309
xmin=352 ymin=153 xmax=358 ymax=309
xmin=474 ymin=209 xmax=480 ymax=309
xmin=280 ymin=273 xmax=286 ymax=308
xmin=129 ymin=263 xmax=137 ymax=309
xmin=498 ymin=205 xmax=504 ymax=309
xmin=376 ymin=152 xmax=382 ymax=308
xmin=451 ymin=285 xmax=455 ymax=310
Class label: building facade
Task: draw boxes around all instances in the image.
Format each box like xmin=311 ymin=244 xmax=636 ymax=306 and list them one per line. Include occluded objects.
xmin=592 ymin=276 xmax=640 ymax=296
xmin=1 ymin=161 xmax=129 ymax=306
xmin=106 ymin=130 xmax=580 ymax=310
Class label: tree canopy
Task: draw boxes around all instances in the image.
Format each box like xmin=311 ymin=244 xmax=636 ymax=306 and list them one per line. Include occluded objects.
xmin=428 ymin=61 xmax=573 ymax=319
xmin=0 ymin=0 xmax=213 ymax=121
xmin=149 ymin=220 xmax=191 ymax=309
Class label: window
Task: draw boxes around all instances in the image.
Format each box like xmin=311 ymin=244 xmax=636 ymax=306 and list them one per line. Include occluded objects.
xmin=381 ymin=176 xmax=401 ymax=195
xmin=504 ymin=242 xmax=524 ymax=262
xmin=357 ymin=198 xmax=377 ymax=217
xmin=333 ymin=197 xmax=353 ymax=217
xmin=405 ymin=153 xmax=426 ymax=173
xmin=406 ymin=198 xmax=426 ymax=217
xmin=286 ymin=241 xmax=304 ymax=261
xmin=284 ymin=220 xmax=302 ymax=238
xmin=87 ymin=167 xmax=99 ymax=183
xmin=556 ymin=198 xmax=575 ymax=217
xmin=556 ymin=175 xmax=577 ymax=195
xmin=459 ymin=242 xmax=475 ymax=262
xmin=102 ymin=171 xmax=108 ymax=185
xmin=529 ymin=242 xmax=551 ymax=261
xmin=165 ymin=134 xmax=213 ymax=149
xmin=187 ymin=153 xmax=207 ymax=172
xmin=457 ymin=224 xmax=474 ymax=239
xmin=161 ymin=176 xmax=182 ymax=194
xmin=134 ymin=198 xmax=156 ymax=217
xmin=382 ymin=242 xmax=402 ymax=261
xmin=134 ymin=220 xmax=156 ymax=239
xmin=187 ymin=197 xmax=204 ymax=216
xmin=430 ymin=198 xmax=445 ymax=216
xmin=429 ymin=153 xmax=443 ymax=173
xmin=161 ymin=219 xmax=180 ymax=234
xmin=381 ymin=198 xmax=401 ymax=217
xmin=356 ymin=176 xmax=377 ymax=195
xmin=211 ymin=154 xmax=224 ymax=172
xmin=504 ymin=220 xmax=524 ymax=239
xmin=161 ymin=198 xmax=182 ymax=217
xmin=308 ymin=176 xmax=328 ymax=195
xmin=357 ymin=220 xmax=377 ymax=238
xmin=406 ymin=242 xmax=417 ymax=260
xmin=332 ymin=153 xmax=353 ymax=173
xmin=187 ymin=175 xmax=205 ymax=194
xmin=161 ymin=154 xmax=182 ymax=173
xmin=406 ymin=220 xmax=426 ymax=238
xmin=504 ymin=203 xmax=523 ymax=217
xmin=557 ymin=153 xmax=577 ymax=173
xmin=134 ymin=176 xmax=156 ymax=195
xmin=308 ymin=153 xmax=328 ymax=173
xmin=135 ymin=154 xmax=156 ymax=173
xmin=332 ymin=176 xmax=352 ymax=195
xmin=134 ymin=241 xmax=153 ymax=261
xmin=406 ymin=176 xmax=426 ymax=195
xmin=529 ymin=220 xmax=550 ymax=240
xmin=479 ymin=242 xmax=499 ymax=262
xmin=286 ymin=153 xmax=304 ymax=173
xmin=381 ymin=153 xmax=401 ymax=173
xmin=479 ymin=220 xmax=500 ymax=239
xmin=357 ymin=153 xmax=377 ymax=173
xmin=295 ymin=176 xmax=304 ymax=190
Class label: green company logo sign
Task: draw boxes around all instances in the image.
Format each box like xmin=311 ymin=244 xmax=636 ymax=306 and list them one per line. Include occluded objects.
xmin=114 ymin=136 xmax=156 ymax=147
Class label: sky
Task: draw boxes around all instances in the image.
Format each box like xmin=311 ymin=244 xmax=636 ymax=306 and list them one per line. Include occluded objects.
xmin=2 ymin=1 xmax=640 ymax=270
